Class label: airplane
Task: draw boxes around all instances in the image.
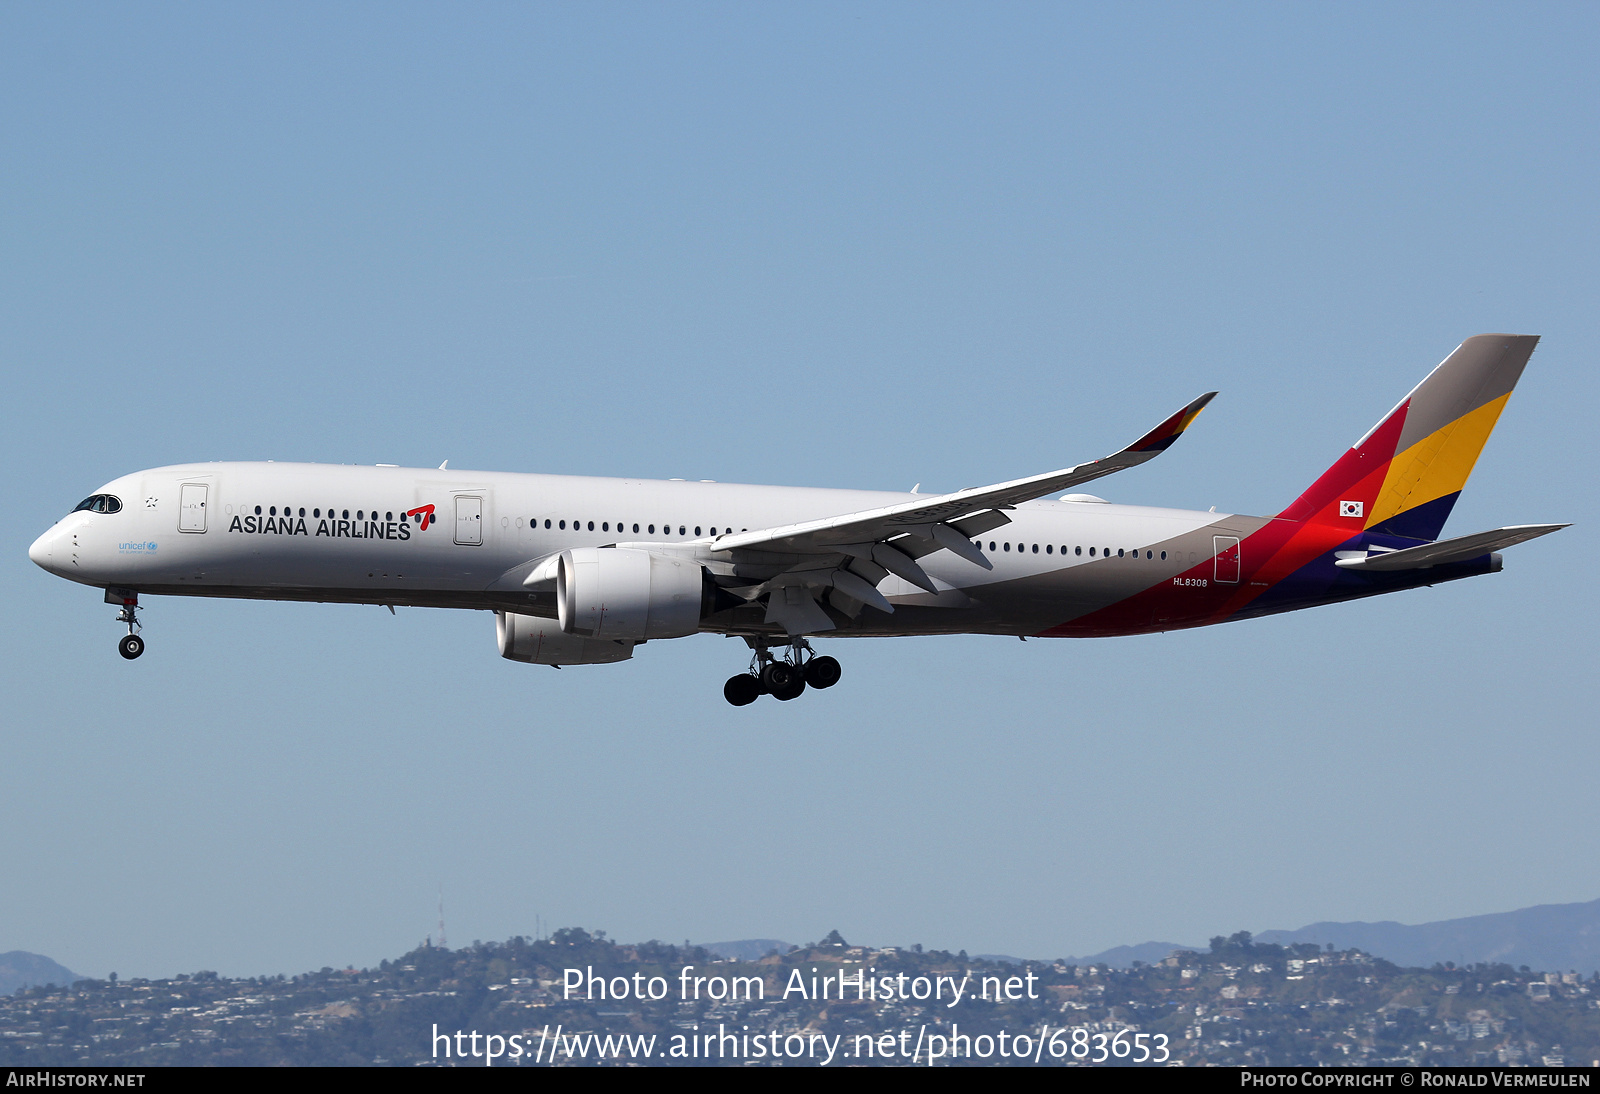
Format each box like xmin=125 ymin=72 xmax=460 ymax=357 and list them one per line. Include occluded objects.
xmin=29 ymin=334 xmax=1566 ymax=705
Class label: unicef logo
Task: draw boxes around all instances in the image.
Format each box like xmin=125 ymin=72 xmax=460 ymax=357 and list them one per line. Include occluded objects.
xmin=147 ymin=542 xmax=157 ymax=552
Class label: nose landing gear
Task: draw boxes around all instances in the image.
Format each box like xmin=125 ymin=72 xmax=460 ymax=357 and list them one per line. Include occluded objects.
xmin=723 ymin=638 xmax=841 ymax=705
xmin=112 ymin=592 xmax=145 ymax=660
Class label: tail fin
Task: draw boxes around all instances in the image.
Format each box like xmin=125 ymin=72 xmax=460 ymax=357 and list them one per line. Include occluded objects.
xmin=1279 ymin=334 xmax=1539 ymax=541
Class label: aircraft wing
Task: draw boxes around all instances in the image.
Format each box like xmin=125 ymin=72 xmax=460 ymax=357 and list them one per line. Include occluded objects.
xmin=714 ymin=391 xmax=1218 ymax=565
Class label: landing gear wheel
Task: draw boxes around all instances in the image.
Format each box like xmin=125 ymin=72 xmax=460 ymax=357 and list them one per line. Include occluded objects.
xmin=118 ymin=634 xmax=145 ymax=660
xmin=804 ymin=655 xmax=841 ymax=689
xmin=723 ymin=674 xmax=761 ymax=707
xmin=771 ymin=676 xmax=806 ymax=701
xmin=760 ymin=661 xmax=799 ymax=694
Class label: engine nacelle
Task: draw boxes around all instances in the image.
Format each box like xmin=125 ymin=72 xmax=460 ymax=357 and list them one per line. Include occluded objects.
xmin=496 ymin=611 xmax=634 ymax=666
xmin=557 ymin=547 xmax=707 ymax=641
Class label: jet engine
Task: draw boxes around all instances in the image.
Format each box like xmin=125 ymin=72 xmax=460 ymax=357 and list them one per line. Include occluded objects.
xmin=556 ymin=547 xmax=710 ymax=641
xmin=496 ymin=610 xmax=634 ymax=666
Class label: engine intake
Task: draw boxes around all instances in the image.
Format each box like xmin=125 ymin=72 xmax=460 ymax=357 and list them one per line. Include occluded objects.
xmin=557 ymin=547 xmax=709 ymax=641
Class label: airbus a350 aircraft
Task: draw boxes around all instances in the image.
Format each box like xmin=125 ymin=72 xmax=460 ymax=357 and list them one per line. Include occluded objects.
xmin=30 ymin=334 xmax=1565 ymax=705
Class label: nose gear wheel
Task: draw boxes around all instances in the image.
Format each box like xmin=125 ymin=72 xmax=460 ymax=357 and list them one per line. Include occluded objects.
xmin=113 ymin=594 xmax=145 ymax=659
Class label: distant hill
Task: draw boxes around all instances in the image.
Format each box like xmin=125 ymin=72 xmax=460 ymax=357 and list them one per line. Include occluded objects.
xmin=1 ymin=953 xmax=82 ymax=996
xmin=677 ymin=902 xmax=1600 ymax=973
xmin=1055 ymin=898 xmax=1600 ymax=974
xmin=1254 ymin=898 xmax=1600 ymax=975
xmin=700 ymin=939 xmax=792 ymax=961
xmin=1070 ymin=941 xmax=1198 ymax=968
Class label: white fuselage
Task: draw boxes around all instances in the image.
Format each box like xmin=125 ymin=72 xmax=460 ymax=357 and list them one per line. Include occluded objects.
xmin=30 ymin=461 xmax=1247 ymax=639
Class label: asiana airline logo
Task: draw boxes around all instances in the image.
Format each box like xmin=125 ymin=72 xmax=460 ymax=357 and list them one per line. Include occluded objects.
xmin=227 ymin=504 xmax=437 ymax=540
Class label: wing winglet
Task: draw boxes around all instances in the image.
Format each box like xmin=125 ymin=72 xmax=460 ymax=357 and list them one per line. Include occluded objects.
xmin=1126 ymin=391 xmax=1218 ymax=453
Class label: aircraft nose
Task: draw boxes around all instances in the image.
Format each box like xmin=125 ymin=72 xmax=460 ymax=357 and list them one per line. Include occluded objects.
xmin=29 ymin=525 xmax=62 ymax=572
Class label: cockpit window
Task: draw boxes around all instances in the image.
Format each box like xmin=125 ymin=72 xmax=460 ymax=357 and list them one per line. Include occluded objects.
xmin=72 ymin=494 xmax=122 ymax=514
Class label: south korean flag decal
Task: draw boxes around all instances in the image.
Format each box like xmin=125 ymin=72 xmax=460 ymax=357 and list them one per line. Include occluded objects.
xmin=1339 ymin=500 xmax=1364 ymax=518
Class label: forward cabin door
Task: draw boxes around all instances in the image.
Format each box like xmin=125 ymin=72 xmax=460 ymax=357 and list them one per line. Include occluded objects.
xmin=179 ymin=484 xmax=208 ymax=533
xmin=1213 ymin=536 xmax=1241 ymax=584
xmin=454 ymin=495 xmax=483 ymax=546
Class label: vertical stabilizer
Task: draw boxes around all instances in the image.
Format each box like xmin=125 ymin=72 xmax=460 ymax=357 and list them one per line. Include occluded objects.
xmin=1278 ymin=334 xmax=1538 ymax=541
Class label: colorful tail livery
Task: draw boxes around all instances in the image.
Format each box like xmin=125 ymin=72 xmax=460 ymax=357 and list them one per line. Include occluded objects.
xmin=1047 ymin=334 xmax=1564 ymax=639
xmin=1280 ymin=334 xmax=1538 ymax=540
xmin=1205 ymin=333 xmax=1567 ymax=626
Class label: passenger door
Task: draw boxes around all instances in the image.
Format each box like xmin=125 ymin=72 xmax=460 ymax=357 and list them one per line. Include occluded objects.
xmin=454 ymin=495 xmax=483 ymax=546
xmin=179 ymin=484 xmax=208 ymax=533
xmin=1213 ymin=536 xmax=1240 ymax=584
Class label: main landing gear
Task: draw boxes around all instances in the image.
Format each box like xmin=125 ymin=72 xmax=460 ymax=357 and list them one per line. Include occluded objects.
xmin=114 ymin=594 xmax=145 ymax=660
xmin=723 ymin=639 xmax=842 ymax=706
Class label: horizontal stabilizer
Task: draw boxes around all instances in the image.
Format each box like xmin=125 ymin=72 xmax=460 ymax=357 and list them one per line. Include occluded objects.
xmin=1334 ymin=524 xmax=1568 ymax=571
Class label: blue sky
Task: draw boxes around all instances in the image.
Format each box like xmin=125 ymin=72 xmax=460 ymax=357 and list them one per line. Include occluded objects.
xmin=3 ymin=3 xmax=1596 ymax=979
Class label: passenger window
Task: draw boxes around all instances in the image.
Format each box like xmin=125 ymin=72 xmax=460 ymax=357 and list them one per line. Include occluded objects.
xmin=1089 ymin=547 xmax=1096 ymax=556
xmin=1003 ymin=542 xmax=1010 ymax=552
xmin=314 ymin=509 xmax=320 ymax=518
xmin=602 ymin=522 xmax=609 ymax=531
xmin=1046 ymin=545 xmax=1053 ymax=554
xmin=648 ymin=524 xmax=656 ymax=534
xmin=679 ymin=526 xmax=686 ymax=536
xmin=384 ymin=511 xmax=391 ymax=521
xmin=586 ymin=521 xmax=592 ymax=531
xmin=1160 ymin=551 xmax=1167 ymax=560
xmin=633 ymin=523 xmax=640 ymax=533
xmin=1117 ymin=548 xmax=1124 ymax=557
xmin=559 ymin=520 xmax=566 ymax=530
xmin=1074 ymin=546 xmax=1081 ymax=556
xmin=1031 ymin=544 xmax=1038 ymax=553
xmin=270 ymin=506 xmax=277 ymax=516
xmin=695 ymin=526 xmax=702 ymax=536
xmin=989 ymin=542 xmax=996 ymax=551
